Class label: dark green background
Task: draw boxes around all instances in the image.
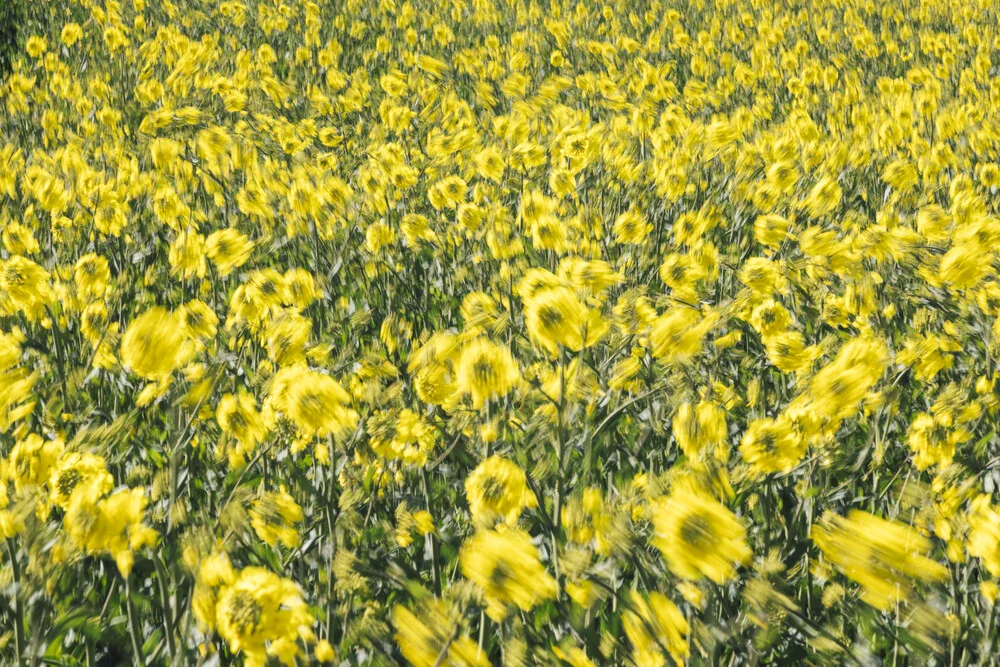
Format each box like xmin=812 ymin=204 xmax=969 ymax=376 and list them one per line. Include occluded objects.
xmin=0 ymin=1 xmax=48 ymax=80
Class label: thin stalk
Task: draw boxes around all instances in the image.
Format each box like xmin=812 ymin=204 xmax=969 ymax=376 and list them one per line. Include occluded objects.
xmin=43 ymin=305 xmax=70 ymax=410
xmin=420 ymin=467 xmax=442 ymax=597
xmin=323 ymin=441 xmax=339 ymax=640
xmin=553 ymin=349 xmax=568 ymax=532
xmin=124 ymin=575 xmax=144 ymax=667
xmin=6 ymin=539 xmax=24 ymax=666
xmin=978 ymin=600 xmax=997 ymax=667
xmin=151 ymin=555 xmax=177 ymax=662
xmin=477 ymin=609 xmax=486 ymax=653
xmin=431 ymin=625 xmax=459 ymax=667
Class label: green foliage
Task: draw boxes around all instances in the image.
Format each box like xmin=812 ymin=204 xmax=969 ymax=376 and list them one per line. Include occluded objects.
xmin=0 ymin=1 xmax=22 ymax=81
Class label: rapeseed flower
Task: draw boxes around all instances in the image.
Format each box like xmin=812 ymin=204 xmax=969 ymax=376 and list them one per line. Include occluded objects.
xmin=650 ymin=487 xmax=750 ymax=584
xmin=215 ymin=567 xmax=315 ymax=667
xmin=623 ymin=591 xmax=690 ymax=667
xmin=813 ymin=511 xmax=947 ymax=611
xmin=465 ymin=456 xmax=537 ymax=526
xmin=454 ymin=338 xmax=520 ymax=409
xmin=460 ymin=527 xmax=558 ymax=621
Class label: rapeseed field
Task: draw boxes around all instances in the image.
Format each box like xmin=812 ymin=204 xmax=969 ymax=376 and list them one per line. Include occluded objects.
xmin=2 ymin=0 xmax=1000 ymax=664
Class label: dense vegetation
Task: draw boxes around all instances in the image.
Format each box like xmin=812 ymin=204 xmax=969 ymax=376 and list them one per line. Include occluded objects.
xmin=3 ymin=0 xmax=1000 ymax=665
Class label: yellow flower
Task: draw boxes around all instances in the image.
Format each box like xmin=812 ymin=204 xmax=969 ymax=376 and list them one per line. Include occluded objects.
xmin=763 ymin=331 xmax=815 ymax=373
xmin=266 ymin=312 xmax=311 ymax=366
xmin=169 ymin=228 xmax=208 ymax=279
xmin=474 ymin=147 xmax=505 ymax=182
xmin=562 ymin=487 xmax=614 ymax=554
xmin=60 ymin=23 xmax=83 ymax=47
xmin=906 ymin=412 xmax=969 ymax=471
xmin=454 ymin=338 xmax=520 ymax=409
xmin=558 ymin=257 xmax=623 ymax=293
xmin=413 ymin=510 xmax=435 ymax=535
xmin=753 ymin=213 xmax=792 ymax=248
xmin=882 ymin=159 xmax=919 ymax=191
xmin=1 ymin=221 xmax=39 ymax=255
xmin=650 ymin=487 xmax=750 ymax=583
xmin=969 ymin=495 xmax=1000 ymax=577
xmin=524 ymin=286 xmax=607 ymax=355
xmin=739 ymin=417 xmax=805 ymax=475
xmin=217 ymin=390 xmax=268 ymax=463
xmin=800 ymin=174 xmax=841 ymax=218
xmin=916 ymin=204 xmax=952 ymax=243
xmin=251 ymin=488 xmax=304 ymax=549
xmin=315 ymin=640 xmax=335 ymax=663
xmin=738 ymin=257 xmax=788 ymax=295
xmin=979 ymin=164 xmax=1000 ymax=189
xmin=365 ymin=220 xmax=396 ymax=253
xmin=649 ymin=307 xmax=717 ymax=362
xmin=529 ymin=212 xmax=567 ymax=252
xmin=672 ymin=400 xmax=728 ymax=462
xmin=749 ymin=299 xmax=791 ymax=338
xmin=25 ymin=36 xmax=47 ymax=58
xmin=392 ymin=600 xmax=488 ymax=667
xmin=813 ymin=511 xmax=947 ymax=611
xmin=206 ymin=228 xmax=254 ymax=277
xmin=609 ymin=355 xmax=643 ymax=391
xmin=982 ymin=581 xmax=1000 ymax=606
xmin=401 ymin=213 xmax=437 ymax=247
xmin=65 ymin=486 xmax=158 ymax=577
xmin=74 ymin=253 xmax=111 ymax=301
xmin=549 ymin=167 xmax=576 ymax=198
xmin=806 ymin=336 xmax=889 ymax=424
xmin=121 ymin=307 xmax=190 ymax=381
xmin=283 ymin=268 xmax=316 ymax=311
xmin=898 ymin=332 xmax=959 ymax=382
xmin=622 ymin=591 xmax=690 ymax=667
xmin=565 ymin=579 xmax=599 ymax=608
xmin=179 ymin=299 xmax=219 ymax=340
xmin=215 ymin=567 xmax=315 ymax=666
xmin=428 ymin=175 xmax=467 ymax=210
xmin=613 ymin=209 xmax=652 ymax=245
xmin=48 ymin=452 xmax=113 ymax=510
xmin=676 ymin=581 xmax=704 ymax=609
xmin=192 ymin=551 xmax=236 ymax=632
xmin=268 ymin=366 xmax=358 ymax=439
xmin=368 ymin=408 xmax=436 ymax=466
xmin=460 ymin=527 xmax=558 ymax=621
xmin=9 ymin=434 xmax=64 ymax=492
xmin=236 ymin=181 xmax=273 ymax=220
xmin=460 ymin=291 xmax=499 ymax=335
xmin=465 ymin=455 xmax=537 ymax=526
xmin=2 ymin=256 xmax=53 ymax=316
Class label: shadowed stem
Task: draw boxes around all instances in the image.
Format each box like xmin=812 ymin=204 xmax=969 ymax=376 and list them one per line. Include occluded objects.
xmin=44 ymin=305 xmax=69 ymax=411
xmin=124 ymin=575 xmax=144 ymax=666
xmin=421 ymin=466 xmax=442 ymax=597
xmin=6 ymin=539 xmax=24 ymax=666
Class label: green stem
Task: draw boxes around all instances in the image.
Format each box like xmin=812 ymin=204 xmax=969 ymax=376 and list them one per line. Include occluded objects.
xmin=44 ymin=305 xmax=69 ymax=411
xmin=978 ymin=600 xmax=997 ymax=667
xmin=477 ymin=609 xmax=486 ymax=653
xmin=124 ymin=575 xmax=144 ymax=667
xmin=324 ymin=443 xmax=339 ymax=641
xmin=431 ymin=625 xmax=458 ymax=667
xmin=151 ymin=555 xmax=177 ymax=662
xmin=6 ymin=539 xmax=24 ymax=666
xmin=553 ymin=349 xmax=567 ymax=532
xmin=421 ymin=466 xmax=442 ymax=597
